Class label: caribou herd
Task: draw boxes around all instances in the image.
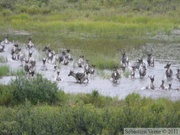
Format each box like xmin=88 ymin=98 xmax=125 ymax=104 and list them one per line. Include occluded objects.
xmin=0 ymin=36 xmax=180 ymax=91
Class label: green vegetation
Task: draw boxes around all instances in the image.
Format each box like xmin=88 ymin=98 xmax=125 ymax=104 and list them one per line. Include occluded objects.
xmin=10 ymin=68 xmax=25 ymax=76
xmin=0 ymin=1 xmax=180 ymax=134
xmin=0 ymin=56 xmax=7 ymax=63
xmin=8 ymin=74 xmax=60 ymax=105
xmin=0 ymin=0 xmax=180 ymax=69
xmin=0 ymin=75 xmax=180 ymax=134
xmin=0 ymin=80 xmax=180 ymax=135
xmin=0 ymin=65 xmax=9 ymax=77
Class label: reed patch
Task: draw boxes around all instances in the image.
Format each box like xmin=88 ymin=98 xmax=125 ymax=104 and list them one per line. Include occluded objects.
xmin=0 ymin=66 xmax=10 ymax=77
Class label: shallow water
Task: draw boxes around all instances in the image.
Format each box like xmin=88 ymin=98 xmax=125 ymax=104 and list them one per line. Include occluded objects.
xmin=0 ymin=40 xmax=180 ymax=101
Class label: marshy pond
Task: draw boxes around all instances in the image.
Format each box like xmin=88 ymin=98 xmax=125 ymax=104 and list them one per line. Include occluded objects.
xmin=0 ymin=30 xmax=180 ymax=101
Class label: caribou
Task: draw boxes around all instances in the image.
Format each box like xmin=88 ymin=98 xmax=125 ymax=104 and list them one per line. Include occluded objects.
xmin=139 ymin=64 xmax=146 ymax=78
xmin=132 ymin=57 xmax=144 ymax=70
xmin=26 ymin=38 xmax=34 ymax=49
xmin=53 ymin=50 xmax=69 ymax=65
xmin=24 ymin=59 xmax=30 ymax=74
xmin=55 ymin=71 xmax=61 ymax=81
xmin=146 ymin=75 xmax=155 ymax=90
xmin=121 ymin=63 xmax=126 ymax=72
xmin=130 ymin=66 xmax=136 ymax=78
xmin=54 ymin=65 xmax=57 ymax=71
xmin=2 ymin=35 xmax=9 ymax=44
xmin=147 ymin=53 xmax=154 ymax=67
xmin=77 ymin=55 xmax=85 ymax=68
xmin=42 ymin=45 xmax=56 ymax=64
xmin=68 ymin=70 xmax=89 ymax=83
xmin=86 ymin=65 xmax=95 ymax=75
xmin=111 ymin=67 xmax=121 ymax=83
xmin=159 ymin=80 xmax=165 ymax=90
xmin=62 ymin=56 xmax=69 ymax=65
xmin=27 ymin=50 xmax=36 ymax=73
xmin=176 ymin=69 xmax=180 ymax=81
xmin=41 ymin=58 xmax=47 ymax=71
xmin=164 ymin=63 xmax=173 ymax=79
xmin=47 ymin=49 xmax=55 ymax=63
xmin=11 ymin=43 xmax=21 ymax=60
xmin=84 ymin=59 xmax=89 ymax=73
xmin=65 ymin=49 xmax=73 ymax=61
xmin=23 ymin=57 xmax=35 ymax=79
xmin=0 ymin=42 xmax=5 ymax=52
xmin=166 ymin=84 xmax=172 ymax=90
xmin=55 ymin=49 xmax=73 ymax=65
xmin=17 ymin=48 xmax=25 ymax=66
xmin=121 ymin=52 xmax=129 ymax=67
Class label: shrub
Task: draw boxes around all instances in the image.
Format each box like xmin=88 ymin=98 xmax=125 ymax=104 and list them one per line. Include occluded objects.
xmin=1 ymin=9 xmax=13 ymax=17
xmin=78 ymin=90 xmax=113 ymax=108
xmin=0 ymin=84 xmax=13 ymax=106
xmin=10 ymin=74 xmax=60 ymax=105
xmin=0 ymin=93 xmax=180 ymax=134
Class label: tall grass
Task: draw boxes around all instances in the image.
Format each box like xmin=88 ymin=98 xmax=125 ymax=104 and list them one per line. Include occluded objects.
xmin=10 ymin=69 xmax=25 ymax=76
xmin=9 ymin=16 xmax=178 ymax=39
xmin=0 ymin=66 xmax=10 ymax=77
xmin=1 ymin=15 xmax=178 ymax=69
xmin=0 ymin=56 xmax=7 ymax=63
xmin=0 ymin=84 xmax=12 ymax=106
xmin=0 ymin=0 xmax=180 ymax=69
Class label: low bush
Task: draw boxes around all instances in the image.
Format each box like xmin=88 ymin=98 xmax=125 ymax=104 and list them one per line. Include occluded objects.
xmin=0 ymin=84 xmax=12 ymax=106
xmin=0 ymin=93 xmax=180 ymax=135
xmin=79 ymin=90 xmax=113 ymax=107
xmin=9 ymin=74 xmax=60 ymax=105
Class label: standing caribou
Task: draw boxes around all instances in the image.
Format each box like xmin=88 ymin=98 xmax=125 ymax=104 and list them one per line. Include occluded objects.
xmin=0 ymin=42 xmax=5 ymax=52
xmin=147 ymin=53 xmax=154 ymax=67
xmin=164 ymin=63 xmax=173 ymax=79
xmin=111 ymin=67 xmax=121 ymax=83
xmin=146 ymin=75 xmax=155 ymax=90
xmin=176 ymin=69 xmax=180 ymax=81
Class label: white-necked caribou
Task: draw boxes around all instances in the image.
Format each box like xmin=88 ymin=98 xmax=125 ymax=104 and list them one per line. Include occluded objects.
xmin=111 ymin=67 xmax=121 ymax=83
xmin=146 ymin=75 xmax=155 ymax=90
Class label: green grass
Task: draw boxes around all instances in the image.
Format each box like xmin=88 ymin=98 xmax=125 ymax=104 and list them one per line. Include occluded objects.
xmin=0 ymin=1 xmax=180 ymax=134
xmin=0 ymin=56 xmax=7 ymax=63
xmin=10 ymin=69 xmax=25 ymax=76
xmin=0 ymin=0 xmax=180 ymax=69
xmin=0 ymin=66 xmax=10 ymax=77
xmin=1 ymin=15 xmax=178 ymax=69
xmin=124 ymin=70 xmax=130 ymax=78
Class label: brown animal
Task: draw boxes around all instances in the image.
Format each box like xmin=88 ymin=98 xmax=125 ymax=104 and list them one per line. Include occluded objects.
xmin=159 ymin=80 xmax=165 ymax=90
xmin=164 ymin=63 xmax=173 ymax=79
xmin=68 ymin=70 xmax=88 ymax=83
